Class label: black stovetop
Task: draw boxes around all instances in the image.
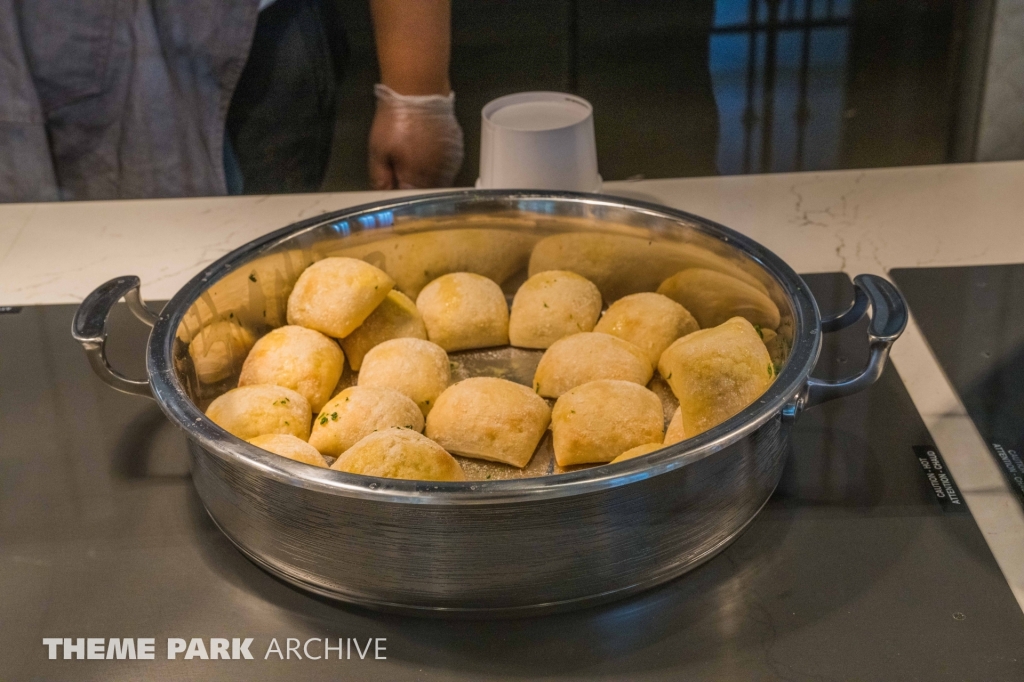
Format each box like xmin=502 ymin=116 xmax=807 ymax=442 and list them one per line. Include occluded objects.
xmin=1 ymin=273 xmax=1022 ymax=681
xmin=893 ymin=264 xmax=1024 ymax=510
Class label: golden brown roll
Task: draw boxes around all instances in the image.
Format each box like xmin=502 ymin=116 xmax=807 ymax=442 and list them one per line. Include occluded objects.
xmin=610 ymin=442 xmax=663 ymax=464
xmin=415 ymin=272 xmax=510 ymax=351
xmin=508 ymin=270 xmax=603 ymax=349
xmin=426 ymin=377 xmax=551 ymax=467
xmin=533 ymin=332 xmax=652 ymax=398
xmin=340 ymin=290 xmax=427 ymax=370
xmin=663 ymin=407 xmax=686 ymax=445
xmin=550 ymin=379 xmax=664 ymax=466
xmin=188 ymin=320 xmax=256 ymax=384
xmin=205 ymin=384 xmax=311 ymax=441
xmin=593 ymin=292 xmax=698 ymax=365
xmin=238 ymin=325 xmax=344 ymax=412
xmin=330 ymin=428 xmax=465 ymax=481
xmin=247 ymin=434 xmax=328 ymax=468
xmin=658 ymin=317 xmax=774 ymax=437
xmin=287 ymin=257 xmax=395 ymax=338
xmin=657 ymin=268 xmax=781 ymax=330
xmin=357 ymin=337 xmax=451 ymax=416
xmin=308 ymin=386 xmax=424 ymax=457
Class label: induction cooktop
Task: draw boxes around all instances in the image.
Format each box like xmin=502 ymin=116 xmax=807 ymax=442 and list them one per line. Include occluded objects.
xmin=1 ymin=273 xmax=1022 ymax=680
xmin=893 ymin=264 xmax=1024 ymax=511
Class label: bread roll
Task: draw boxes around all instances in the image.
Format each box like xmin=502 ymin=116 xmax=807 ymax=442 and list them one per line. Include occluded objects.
xmin=533 ymin=332 xmax=652 ymax=398
xmin=188 ymin=320 xmax=255 ymax=384
xmin=550 ymin=380 xmax=664 ymax=466
xmin=331 ymin=428 xmax=465 ymax=481
xmin=247 ymin=434 xmax=328 ymax=468
xmin=358 ymin=337 xmax=450 ymax=416
xmin=610 ymin=442 xmax=663 ymax=464
xmin=205 ymin=384 xmax=311 ymax=441
xmin=416 ymin=272 xmax=509 ymax=351
xmin=287 ymin=257 xmax=394 ymax=338
xmin=238 ymin=325 xmax=344 ymax=413
xmin=340 ymin=290 xmax=427 ymax=370
xmin=657 ymin=268 xmax=780 ymax=330
xmin=593 ymin=292 xmax=698 ymax=365
xmin=658 ymin=317 xmax=774 ymax=437
xmin=308 ymin=386 xmax=424 ymax=457
xmin=508 ymin=270 xmax=602 ymax=349
xmin=426 ymin=377 xmax=551 ymax=467
xmin=664 ymin=407 xmax=686 ymax=445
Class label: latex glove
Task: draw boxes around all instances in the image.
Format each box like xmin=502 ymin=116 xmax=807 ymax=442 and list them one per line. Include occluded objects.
xmin=368 ymin=84 xmax=464 ymax=190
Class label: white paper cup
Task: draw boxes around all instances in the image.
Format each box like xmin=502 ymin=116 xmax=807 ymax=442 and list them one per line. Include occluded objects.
xmin=478 ymin=92 xmax=601 ymax=192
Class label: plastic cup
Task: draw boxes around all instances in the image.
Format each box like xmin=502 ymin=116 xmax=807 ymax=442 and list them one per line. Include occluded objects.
xmin=478 ymin=92 xmax=601 ymax=192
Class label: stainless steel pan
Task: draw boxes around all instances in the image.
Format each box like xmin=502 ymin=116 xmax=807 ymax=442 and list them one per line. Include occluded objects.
xmin=73 ymin=191 xmax=907 ymax=616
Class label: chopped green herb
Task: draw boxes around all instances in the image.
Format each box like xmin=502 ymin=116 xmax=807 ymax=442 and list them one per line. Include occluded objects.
xmin=284 ymin=421 xmax=289 ymax=425
xmin=248 ymin=272 xmax=257 ymax=282
xmin=570 ymin=409 xmax=576 ymax=414
xmin=344 ymin=396 xmax=349 ymax=402
xmin=754 ymin=324 xmax=763 ymax=339
xmin=543 ymin=302 xmax=549 ymax=308
xmin=486 ymin=475 xmax=492 ymax=479
xmin=767 ymin=363 xmax=774 ymax=377
xmin=319 ymin=416 xmax=328 ymax=425
xmin=330 ymin=412 xmax=338 ymax=421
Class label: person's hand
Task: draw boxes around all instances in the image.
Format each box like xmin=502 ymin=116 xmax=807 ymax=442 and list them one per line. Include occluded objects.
xmin=368 ymin=84 xmax=464 ymax=190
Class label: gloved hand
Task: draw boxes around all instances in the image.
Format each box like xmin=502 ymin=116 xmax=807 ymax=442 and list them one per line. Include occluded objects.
xmin=368 ymin=84 xmax=464 ymax=190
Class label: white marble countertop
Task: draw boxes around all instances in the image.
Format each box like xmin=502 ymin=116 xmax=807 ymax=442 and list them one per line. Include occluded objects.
xmin=2 ymin=160 xmax=1023 ymax=610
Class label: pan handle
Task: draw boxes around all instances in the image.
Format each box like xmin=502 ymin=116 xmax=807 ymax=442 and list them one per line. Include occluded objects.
xmin=786 ymin=274 xmax=907 ymax=417
xmin=72 ymin=275 xmax=158 ymax=398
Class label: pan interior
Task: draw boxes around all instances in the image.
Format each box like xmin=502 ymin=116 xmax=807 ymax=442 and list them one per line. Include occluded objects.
xmin=167 ymin=193 xmax=801 ymax=482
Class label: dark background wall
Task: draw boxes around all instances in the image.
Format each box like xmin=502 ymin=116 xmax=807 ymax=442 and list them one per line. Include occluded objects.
xmin=322 ymin=0 xmax=967 ymax=191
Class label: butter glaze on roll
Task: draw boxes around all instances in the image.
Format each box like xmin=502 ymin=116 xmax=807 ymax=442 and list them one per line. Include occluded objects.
xmin=238 ymin=325 xmax=344 ymax=412
xmin=550 ymin=379 xmax=664 ymax=466
xmin=593 ymin=292 xmax=698 ymax=365
xmin=331 ymin=428 xmax=465 ymax=481
xmin=533 ymin=332 xmax=652 ymax=399
xmin=610 ymin=442 xmax=663 ymax=464
xmin=247 ymin=434 xmax=328 ymax=468
xmin=508 ymin=270 xmax=602 ymax=349
xmin=358 ymin=337 xmax=451 ymax=416
xmin=287 ymin=257 xmax=395 ymax=338
xmin=309 ymin=386 xmax=424 ymax=458
xmin=658 ymin=317 xmax=774 ymax=437
xmin=340 ymin=290 xmax=427 ymax=371
xmin=416 ymin=272 xmax=509 ymax=352
xmin=426 ymin=377 xmax=551 ymax=467
xmin=205 ymin=384 xmax=312 ymax=441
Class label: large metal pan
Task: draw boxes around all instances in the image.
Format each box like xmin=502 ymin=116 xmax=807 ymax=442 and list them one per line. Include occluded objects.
xmin=72 ymin=191 xmax=907 ymax=616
